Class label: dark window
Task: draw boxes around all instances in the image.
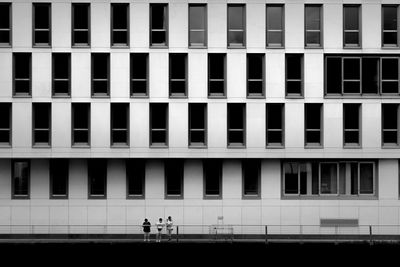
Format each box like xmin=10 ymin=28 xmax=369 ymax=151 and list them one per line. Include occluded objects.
xmin=169 ymin=54 xmax=187 ymax=97
xmin=111 ymin=103 xmax=129 ymax=146
xmin=284 ymin=162 xmax=299 ymax=195
xmin=283 ymin=162 xmax=311 ymax=195
xmin=150 ymin=4 xmax=168 ymax=47
xmin=381 ymin=58 xmax=399 ymax=94
xmin=382 ymin=5 xmax=399 ymax=47
xmin=0 ymin=103 xmax=11 ymax=146
xmin=0 ymin=3 xmax=11 ymax=46
xmin=227 ymin=103 xmax=245 ymax=147
xmin=165 ymin=159 xmax=183 ymax=198
xmin=343 ymin=103 xmax=361 ymax=147
xmin=343 ymin=57 xmax=361 ymax=94
xmin=343 ymin=5 xmax=361 ymax=47
xmin=382 ymin=104 xmax=399 ymax=146
xmin=33 ymin=3 xmax=51 ymax=46
xmin=305 ymin=5 xmax=322 ymax=47
xmin=189 ymin=4 xmax=207 ymax=47
xmin=326 ymin=57 xmax=342 ymax=95
xmin=13 ymin=53 xmax=31 ymax=96
xmin=32 ymin=103 xmax=51 ymax=146
xmin=91 ymin=53 xmax=109 ymax=96
xmin=72 ymin=103 xmax=90 ymax=146
xmin=266 ymin=103 xmax=284 ymax=147
xmin=208 ymin=53 xmax=226 ymax=97
xmin=305 ymin=103 xmax=322 ymax=147
xmin=286 ymin=54 xmax=303 ymax=97
xmin=203 ymin=159 xmax=222 ymax=198
xmin=362 ymin=57 xmax=379 ymax=94
xmin=130 ymin=53 xmax=148 ymax=97
xmin=52 ymin=53 xmax=71 ymax=96
xmin=12 ymin=160 xmax=30 ymax=199
xmin=189 ymin=103 xmax=207 ymax=147
xmin=126 ymin=159 xmax=145 ymax=198
xmin=88 ymin=159 xmax=107 ymax=198
xmin=243 ymin=159 xmax=260 ymax=198
xmin=320 ymin=162 xmax=338 ymax=195
xmin=359 ymin=162 xmax=374 ymax=195
xmin=72 ymin=3 xmax=90 ymax=46
xmin=150 ymin=103 xmax=168 ymax=147
xmin=247 ymin=54 xmax=264 ymax=97
xmin=227 ymin=4 xmax=245 ymax=47
xmin=111 ymin=3 xmax=129 ymax=47
xmin=266 ymin=5 xmax=284 ymax=48
xmin=50 ymin=159 xmax=68 ymax=199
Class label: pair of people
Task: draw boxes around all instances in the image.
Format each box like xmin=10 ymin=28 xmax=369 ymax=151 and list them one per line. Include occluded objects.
xmin=142 ymin=216 xmax=173 ymax=242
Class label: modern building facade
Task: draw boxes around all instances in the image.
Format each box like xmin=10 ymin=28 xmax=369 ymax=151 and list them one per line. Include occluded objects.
xmin=0 ymin=0 xmax=400 ymax=236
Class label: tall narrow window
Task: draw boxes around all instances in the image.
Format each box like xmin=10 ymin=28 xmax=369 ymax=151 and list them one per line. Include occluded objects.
xmin=111 ymin=3 xmax=129 ymax=47
xmin=266 ymin=103 xmax=284 ymax=147
xmin=189 ymin=103 xmax=207 ymax=147
xmin=189 ymin=4 xmax=207 ymax=47
xmin=130 ymin=53 xmax=148 ymax=97
xmin=320 ymin=162 xmax=339 ymax=195
xmin=266 ymin=5 xmax=284 ymax=48
xmin=169 ymin=53 xmax=187 ymax=97
xmin=343 ymin=103 xmax=361 ymax=147
xmin=286 ymin=54 xmax=303 ymax=97
xmin=343 ymin=57 xmax=361 ymax=94
xmin=52 ymin=53 xmax=71 ymax=96
xmin=243 ymin=159 xmax=260 ymax=198
xmin=32 ymin=103 xmax=51 ymax=146
xmin=284 ymin=162 xmax=301 ymax=195
xmin=150 ymin=103 xmax=168 ymax=147
xmin=227 ymin=103 xmax=245 ymax=147
xmin=88 ymin=159 xmax=107 ymax=199
xmin=165 ymin=159 xmax=183 ymax=199
xmin=381 ymin=57 xmax=399 ymax=94
xmin=0 ymin=103 xmax=11 ymax=146
xmin=91 ymin=53 xmax=109 ymax=97
xmin=126 ymin=159 xmax=145 ymax=199
xmin=111 ymin=103 xmax=129 ymax=146
xmin=382 ymin=5 xmax=399 ymax=47
xmin=362 ymin=57 xmax=379 ymax=94
xmin=305 ymin=5 xmax=322 ymax=47
xmin=0 ymin=3 xmax=11 ymax=46
xmin=72 ymin=103 xmax=90 ymax=146
xmin=208 ymin=53 xmax=226 ymax=97
xmin=50 ymin=159 xmax=68 ymax=199
xmin=247 ymin=54 xmax=264 ymax=97
xmin=343 ymin=5 xmax=361 ymax=48
xmin=203 ymin=159 xmax=222 ymax=199
xmin=33 ymin=3 xmax=51 ymax=46
xmin=150 ymin=4 xmax=168 ymax=47
xmin=325 ymin=56 xmax=342 ymax=95
xmin=227 ymin=4 xmax=245 ymax=48
xmin=12 ymin=160 xmax=30 ymax=199
xmin=305 ymin=103 xmax=323 ymax=147
xmin=382 ymin=104 xmax=399 ymax=146
xmin=13 ymin=53 xmax=31 ymax=96
xmin=359 ymin=162 xmax=374 ymax=195
xmin=72 ymin=3 xmax=90 ymax=46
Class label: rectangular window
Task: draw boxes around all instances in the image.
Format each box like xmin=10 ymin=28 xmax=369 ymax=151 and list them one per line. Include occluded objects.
xmin=189 ymin=4 xmax=207 ymax=47
xmin=286 ymin=54 xmax=303 ymax=97
xmin=203 ymin=159 xmax=222 ymax=199
xmin=32 ymin=103 xmax=51 ymax=147
xmin=169 ymin=53 xmax=187 ymax=97
xmin=227 ymin=4 xmax=245 ymax=48
xmin=266 ymin=103 xmax=284 ymax=147
xmin=88 ymin=159 xmax=107 ymax=199
xmin=130 ymin=53 xmax=148 ymax=97
xmin=0 ymin=103 xmax=11 ymax=146
xmin=227 ymin=103 xmax=245 ymax=147
xmin=343 ymin=5 xmax=361 ymax=48
xmin=165 ymin=159 xmax=183 ymax=199
xmin=382 ymin=5 xmax=399 ymax=47
xmin=33 ymin=3 xmax=51 ymax=47
xmin=50 ymin=159 xmax=68 ymax=199
xmin=150 ymin=103 xmax=168 ymax=147
xmin=305 ymin=103 xmax=323 ymax=147
xmin=12 ymin=160 xmax=30 ymax=199
xmin=320 ymin=162 xmax=339 ymax=195
xmin=208 ymin=53 xmax=226 ymax=97
xmin=382 ymin=104 xmax=399 ymax=146
xmin=111 ymin=103 xmax=129 ymax=146
xmin=91 ymin=53 xmax=109 ymax=97
xmin=0 ymin=3 xmax=11 ymax=46
xmin=111 ymin=3 xmax=129 ymax=47
xmin=126 ymin=159 xmax=145 ymax=199
xmin=284 ymin=162 xmax=305 ymax=195
xmin=266 ymin=5 xmax=284 ymax=48
xmin=13 ymin=53 xmax=31 ymax=97
xmin=72 ymin=3 xmax=90 ymax=46
xmin=150 ymin=4 xmax=168 ymax=47
xmin=243 ymin=159 xmax=260 ymax=198
xmin=52 ymin=53 xmax=71 ymax=97
xmin=343 ymin=103 xmax=361 ymax=147
xmin=72 ymin=103 xmax=90 ymax=146
xmin=247 ymin=54 xmax=264 ymax=98
xmin=343 ymin=57 xmax=361 ymax=94
xmin=189 ymin=103 xmax=207 ymax=147
xmin=381 ymin=57 xmax=399 ymax=94
xmin=359 ymin=162 xmax=374 ymax=195
xmin=305 ymin=5 xmax=322 ymax=47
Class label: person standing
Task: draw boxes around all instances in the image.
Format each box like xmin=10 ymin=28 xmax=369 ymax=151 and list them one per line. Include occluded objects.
xmin=142 ymin=218 xmax=151 ymax=242
xmin=156 ymin=218 xmax=164 ymax=242
xmin=165 ymin=216 xmax=173 ymax=241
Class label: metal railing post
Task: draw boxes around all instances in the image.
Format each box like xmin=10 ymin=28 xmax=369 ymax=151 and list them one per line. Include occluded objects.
xmin=300 ymin=225 xmax=303 ymax=244
xmin=334 ymin=225 xmax=338 ymax=245
xmin=265 ymin=225 xmax=268 ymax=244
xmin=176 ymin=225 xmax=179 ymax=243
xmin=369 ymin=225 xmax=373 ymax=246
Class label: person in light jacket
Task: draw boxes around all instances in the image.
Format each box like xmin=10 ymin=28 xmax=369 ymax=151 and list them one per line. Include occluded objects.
xmin=155 ymin=218 xmax=164 ymax=243
xmin=165 ymin=216 xmax=173 ymax=241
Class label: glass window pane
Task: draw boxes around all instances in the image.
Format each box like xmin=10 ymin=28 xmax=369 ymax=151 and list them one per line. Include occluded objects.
xmin=359 ymin=163 xmax=374 ymax=194
xmin=344 ymin=6 xmax=359 ymax=30
xmin=305 ymin=6 xmax=320 ymax=30
xmin=320 ymin=163 xmax=338 ymax=194
xmin=284 ymin=163 xmax=298 ymax=194
xmin=189 ymin=5 xmax=205 ymax=30
xmin=228 ymin=6 xmax=244 ymax=29
xmin=326 ymin=57 xmax=342 ymax=94
xmin=383 ymin=6 xmax=398 ymax=30
xmin=267 ymin=6 xmax=283 ymax=30
xmin=13 ymin=161 xmax=29 ymax=197
xmin=204 ymin=160 xmax=221 ymax=196
xmin=362 ymin=58 xmax=379 ymax=94
xmin=243 ymin=160 xmax=260 ymax=196
xmin=127 ymin=159 xmax=145 ymax=196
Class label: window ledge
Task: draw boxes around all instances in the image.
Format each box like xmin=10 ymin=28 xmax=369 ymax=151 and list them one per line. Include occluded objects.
xmin=12 ymin=196 xmax=30 ymax=200
xmin=285 ymin=95 xmax=304 ymax=99
xmin=0 ymin=144 xmax=12 ymax=148
xmin=72 ymin=144 xmax=91 ymax=148
xmin=165 ymin=195 xmax=183 ymax=200
xmin=247 ymin=95 xmax=265 ymax=99
xmin=189 ymin=45 xmax=207 ymax=49
xmin=33 ymin=44 xmax=51 ymax=48
xmin=131 ymin=94 xmax=149 ymax=99
xmin=72 ymin=44 xmax=91 ymax=48
xmin=50 ymin=195 xmax=68 ymax=200
xmin=305 ymin=144 xmax=323 ymax=149
xmin=169 ymin=95 xmax=188 ymax=99
xmin=111 ymin=44 xmax=130 ymax=48
xmin=227 ymin=144 xmax=246 ymax=149
xmin=203 ymin=195 xmax=222 ymax=200
xmin=242 ymin=195 xmax=261 ymax=200
xmin=228 ymin=44 xmax=246 ymax=49
xmin=150 ymin=44 xmax=169 ymax=49
xmin=208 ymin=95 xmax=227 ymax=99
xmin=13 ymin=94 xmax=31 ymax=98
xmin=52 ymin=94 xmax=71 ymax=98
xmin=266 ymin=145 xmax=285 ymax=149
xmin=266 ymin=45 xmax=285 ymax=49
xmin=382 ymin=144 xmax=400 ymax=149
xmin=189 ymin=144 xmax=207 ymax=149
xmin=0 ymin=44 xmax=12 ymax=48
xmin=343 ymin=145 xmax=362 ymax=149
xmin=88 ymin=196 xmax=107 ymax=200
xmin=127 ymin=195 xmax=145 ymax=200
xmin=150 ymin=144 xmax=168 ymax=148
xmin=32 ymin=144 xmax=51 ymax=148
xmin=91 ymin=94 xmax=110 ymax=98
xmin=111 ymin=144 xmax=130 ymax=148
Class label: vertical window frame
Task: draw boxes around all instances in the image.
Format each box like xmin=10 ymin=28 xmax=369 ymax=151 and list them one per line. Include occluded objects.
xmin=150 ymin=3 xmax=168 ymax=48
xmin=32 ymin=103 xmax=51 ymax=147
xmin=71 ymin=103 xmax=91 ymax=147
xmin=319 ymin=162 xmax=340 ymax=196
xmin=266 ymin=4 xmax=285 ymax=48
xmin=242 ymin=159 xmax=261 ymax=199
xmin=11 ymin=159 xmax=30 ymax=200
xmin=343 ymin=4 xmax=362 ymax=48
xmin=52 ymin=53 xmax=71 ymax=97
xmin=0 ymin=103 xmax=12 ymax=147
xmin=13 ymin=53 xmax=32 ymax=97
xmin=110 ymin=3 xmax=130 ymax=47
xmin=32 ymin=3 xmax=51 ymax=47
xmin=149 ymin=103 xmax=169 ymax=148
xmin=188 ymin=4 xmax=207 ymax=48
xmin=49 ymin=159 xmax=69 ymax=199
xmin=188 ymin=103 xmax=207 ymax=148
xmin=285 ymin=53 xmax=304 ymax=98
xmin=343 ymin=103 xmax=362 ymax=148
xmin=208 ymin=53 xmax=226 ymax=98
xmin=227 ymin=4 xmax=246 ymax=48
xmin=380 ymin=57 xmax=400 ymax=95
xmin=266 ymin=103 xmax=285 ymax=148
xmin=110 ymin=103 xmax=129 ymax=147
xmin=87 ymin=159 xmax=107 ymax=199
xmin=126 ymin=159 xmax=146 ymax=199
xmin=130 ymin=53 xmax=149 ymax=98
xmin=305 ymin=103 xmax=323 ymax=148
xmin=0 ymin=3 xmax=12 ymax=47
xmin=203 ymin=159 xmax=222 ymax=199
xmin=227 ymin=103 xmax=246 ymax=148
xmin=164 ymin=159 xmax=184 ymax=199
xmin=71 ymin=3 xmax=90 ymax=47
xmin=91 ymin=53 xmax=110 ymax=97
xmin=382 ymin=103 xmax=399 ymax=147
xmin=382 ymin=5 xmax=399 ymax=48
xmin=169 ymin=53 xmax=188 ymax=98
xmin=246 ymin=53 xmax=265 ymax=98
xmin=358 ymin=162 xmax=375 ymax=196
xmin=304 ymin=4 xmax=323 ymax=48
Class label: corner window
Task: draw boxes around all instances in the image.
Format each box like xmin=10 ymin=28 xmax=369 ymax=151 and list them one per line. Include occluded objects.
xmin=32 ymin=103 xmax=51 ymax=147
xmin=242 ymin=159 xmax=260 ymax=198
xmin=111 ymin=103 xmax=129 ymax=146
xmin=126 ymin=159 xmax=145 ymax=199
xmin=111 ymin=3 xmax=129 ymax=47
xmin=305 ymin=5 xmax=322 ymax=48
xmin=343 ymin=103 xmax=361 ymax=147
xmin=382 ymin=5 xmax=399 ymax=47
xmin=247 ymin=54 xmax=264 ymax=98
xmin=150 ymin=4 xmax=168 ymax=47
xmin=208 ymin=53 xmax=226 ymax=97
xmin=266 ymin=103 xmax=284 ymax=147
xmin=0 ymin=3 xmax=11 ymax=46
xmin=33 ymin=3 xmax=51 ymax=47
xmin=88 ymin=159 xmax=107 ymax=199
xmin=72 ymin=103 xmax=90 ymax=147
xmin=227 ymin=4 xmax=246 ymax=48
xmin=266 ymin=5 xmax=284 ymax=48
xmin=305 ymin=103 xmax=323 ymax=147
xmin=382 ymin=104 xmax=399 ymax=147
xmin=189 ymin=4 xmax=207 ymax=47
xmin=169 ymin=53 xmax=187 ymax=98
xmin=12 ymin=160 xmax=30 ymax=199
xmin=227 ymin=103 xmax=245 ymax=148
xmin=91 ymin=53 xmax=110 ymax=97
xmin=0 ymin=103 xmax=11 ymax=146
xmin=150 ymin=103 xmax=168 ymax=147
xmin=203 ymin=159 xmax=222 ymax=199
xmin=343 ymin=5 xmax=361 ymax=48
xmin=130 ymin=53 xmax=148 ymax=97
xmin=189 ymin=103 xmax=207 ymax=147
xmin=50 ymin=159 xmax=68 ymax=199
xmin=52 ymin=53 xmax=71 ymax=97
xmin=285 ymin=54 xmax=303 ymax=97
xmin=72 ymin=3 xmax=90 ymax=46
xmin=13 ymin=53 xmax=31 ymax=97
xmin=165 ymin=159 xmax=183 ymax=199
